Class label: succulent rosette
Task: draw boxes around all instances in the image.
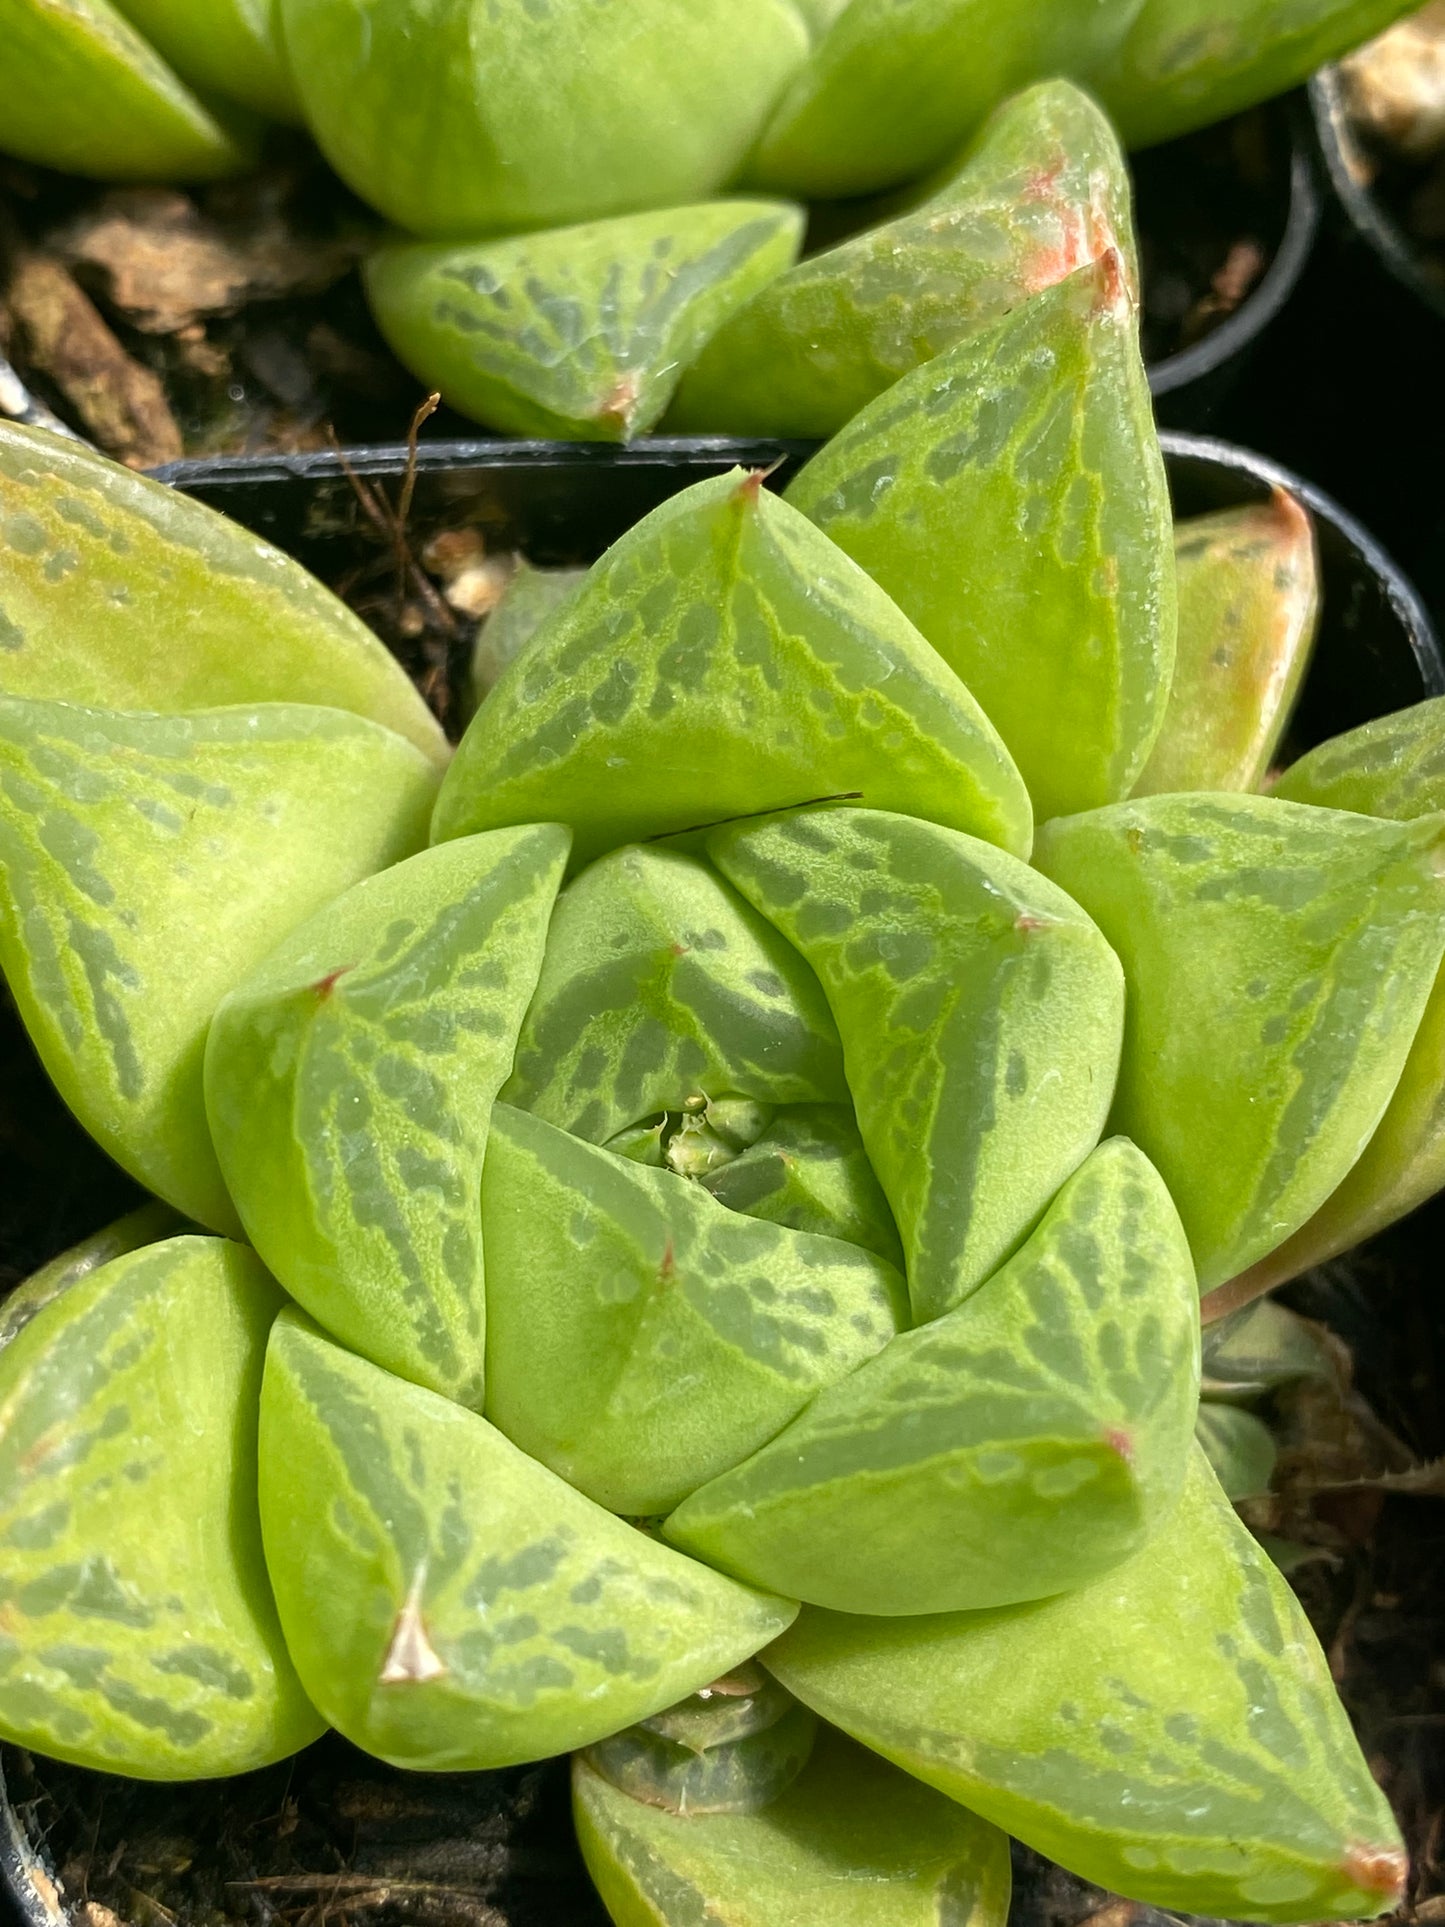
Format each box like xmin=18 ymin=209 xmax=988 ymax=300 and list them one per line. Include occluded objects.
xmin=0 ymin=258 xmax=1440 ymax=1927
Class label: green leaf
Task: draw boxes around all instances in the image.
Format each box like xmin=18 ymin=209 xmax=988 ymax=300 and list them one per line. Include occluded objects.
xmin=1201 ymin=1298 xmax=1334 ymax=1402
xmin=746 ymin=0 xmax=1142 ymax=198
xmin=278 ymin=0 xmax=811 ymax=236
xmin=0 ymin=422 xmax=447 ymax=768
xmin=431 ymin=471 xmax=1032 ymax=867
xmin=366 ymin=201 xmax=804 ymax=442
xmin=204 ymin=827 xmax=569 ymax=1409
xmin=481 ymin=1103 xmax=905 ymax=1517
xmin=1134 ymin=492 xmax=1320 ymax=797
xmin=701 ymin=1104 xmax=904 ymax=1265
xmin=0 ymin=1201 xmax=184 ymax=1351
xmin=665 ymin=1138 xmax=1199 ymax=1614
xmin=257 ymin=1309 xmax=796 ymax=1770
xmin=471 ymin=564 xmax=587 ymax=709
xmin=0 ymin=0 xmax=252 ymax=179
xmin=1222 ymin=699 xmax=1445 ymax=1301
xmin=502 ymin=844 xmax=847 ymax=1146
xmin=670 ymin=80 xmax=1136 ymax=438
xmin=111 ymin=0 xmax=298 ymax=119
xmin=786 ymin=260 xmax=1175 ymax=823
xmin=574 ymin=1725 xmax=1012 ymax=1927
xmin=1196 ymin=1403 xmax=1277 ymax=1501
xmin=583 ymin=1685 xmax=820 ymax=1817
xmin=0 ymin=1234 xmax=324 ymax=1779
xmin=0 ymin=696 xmax=438 ymax=1234
xmin=765 ymin=1445 xmax=1407 ymax=1924
xmin=1033 ymin=791 xmax=1445 ymax=1289
xmin=1085 ymin=0 xmax=1418 ymax=148
xmin=711 ymin=807 xmax=1124 ymax=1323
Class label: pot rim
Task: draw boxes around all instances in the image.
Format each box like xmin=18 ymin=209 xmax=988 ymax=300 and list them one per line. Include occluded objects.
xmin=1309 ymin=62 xmax=1445 ymax=325
xmin=1148 ymin=95 xmax=1323 ymax=399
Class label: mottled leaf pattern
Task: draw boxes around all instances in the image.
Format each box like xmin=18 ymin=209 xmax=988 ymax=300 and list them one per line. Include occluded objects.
xmin=482 ymin=1104 xmax=905 ymax=1516
xmin=575 ymin=1727 xmax=1012 ymax=1927
xmin=0 ymin=697 xmax=438 ymax=1232
xmin=584 ymin=1686 xmax=820 ymax=1817
xmin=666 ymin=1139 xmax=1199 ymax=1614
xmin=766 ymin=1446 xmax=1407 ymax=1923
xmin=279 ymin=0 xmax=811 ymax=235
xmin=0 ymin=1235 xmax=323 ymax=1778
xmin=502 ymin=844 xmax=846 ymax=1145
xmin=258 ymin=1311 xmax=796 ymax=1770
xmin=0 ymin=1201 xmax=183 ymax=1351
xmin=0 ymin=0 xmax=249 ymax=179
xmin=430 ymin=471 xmax=1032 ymax=866
xmin=366 ymin=201 xmax=804 ymax=441
xmin=205 ymin=828 xmax=569 ymax=1408
xmin=711 ymin=808 xmax=1124 ymax=1323
xmin=747 ymin=0 xmax=1141 ymax=197
xmin=0 ymin=423 xmax=446 ymax=765
xmin=1134 ymin=493 xmax=1319 ymax=797
xmin=471 ymin=564 xmax=586 ymax=708
xmin=787 ymin=259 xmax=1176 ymax=823
xmin=702 ymin=1104 xmax=904 ymax=1264
xmin=1034 ymin=792 xmax=1445 ymax=1289
xmin=1229 ymin=700 xmax=1445 ymax=1300
xmin=672 ymin=80 xmax=1135 ymax=437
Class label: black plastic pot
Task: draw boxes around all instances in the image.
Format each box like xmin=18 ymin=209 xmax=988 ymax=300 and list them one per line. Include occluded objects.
xmin=1 ymin=434 xmax=1440 ymax=1927
xmin=1144 ymin=98 xmax=1321 ymax=428
xmin=1309 ymin=64 xmax=1445 ymax=326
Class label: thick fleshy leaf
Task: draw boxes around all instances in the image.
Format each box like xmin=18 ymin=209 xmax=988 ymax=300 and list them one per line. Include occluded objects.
xmin=711 ymin=808 xmax=1124 ymax=1323
xmin=665 ymin=1139 xmax=1199 ymax=1614
xmin=0 ymin=0 xmax=251 ymax=179
xmin=574 ymin=1727 xmax=1012 ymax=1927
xmin=1196 ymin=1402 xmax=1277 ymax=1500
xmin=204 ymin=828 xmax=569 ymax=1408
xmin=471 ymin=564 xmax=587 ymax=708
xmin=671 ymin=80 xmax=1135 ymax=437
xmin=502 ymin=844 xmax=846 ymax=1146
xmin=746 ymin=0 xmax=1142 ymax=197
xmin=1201 ymin=1298 xmax=1333 ymax=1402
xmin=112 ymin=0 xmax=298 ymax=118
xmin=765 ymin=1445 xmax=1407 ymax=1924
xmin=1086 ymin=0 xmax=1417 ymax=148
xmin=1219 ymin=700 xmax=1445 ymax=1304
xmin=0 ymin=1201 xmax=183 ymax=1349
xmin=279 ymin=0 xmax=810 ymax=236
xmin=432 ymin=471 xmax=1032 ymax=865
xmin=481 ymin=1104 xmax=905 ymax=1517
xmin=1134 ymin=492 xmax=1320 ymax=797
xmin=1034 ymin=792 xmax=1445 ymax=1289
xmin=0 ymin=422 xmax=447 ymax=767
xmin=0 ymin=697 xmax=438 ymax=1233
xmin=0 ymin=1234 xmax=323 ymax=1779
xmin=786 ymin=259 xmax=1175 ymax=823
xmin=366 ymin=201 xmax=804 ymax=442
xmin=701 ymin=1104 xmax=904 ymax=1264
xmin=258 ymin=1311 xmax=796 ymax=1770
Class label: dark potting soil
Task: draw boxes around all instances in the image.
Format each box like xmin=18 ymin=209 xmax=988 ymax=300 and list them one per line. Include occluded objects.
xmin=0 ymin=100 xmax=1290 ymax=470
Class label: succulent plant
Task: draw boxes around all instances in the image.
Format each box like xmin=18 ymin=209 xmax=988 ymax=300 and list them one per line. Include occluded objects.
xmin=0 ymin=252 xmax=1439 ymax=1925
xmin=0 ymin=0 xmax=256 ymax=180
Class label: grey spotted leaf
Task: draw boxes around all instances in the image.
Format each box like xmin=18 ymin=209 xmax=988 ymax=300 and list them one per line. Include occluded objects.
xmin=257 ymin=1309 xmax=797 ymax=1770
xmin=204 ymin=827 xmax=570 ymax=1408
xmin=700 ymin=1103 xmax=904 ymax=1265
xmin=481 ymin=1103 xmax=906 ymax=1516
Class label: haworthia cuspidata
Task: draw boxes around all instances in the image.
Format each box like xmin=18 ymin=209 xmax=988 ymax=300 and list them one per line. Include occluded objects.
xmin=0 ymin=1234 xmax=323 ymax=1778
xmin=765 ymin=1445 xmax=1407 ymax=1923
xmin=0 ymin=696 xmax=439 ymax=1233
xmin=482 ymin=1103 xmax=905 ymax=1516
xmin=205 ymin=827 xmax=570 ymax=1408
xmin=711 ymin=807 xmax=1125 ymax=1323
xmin=258 ymin=1310 xmax=798 ymax=1770
xmin=787 ymin=258 xmax=1176 ymax=824
xmin=1034 ymin=791 xmax=1445 ymax=1291
xmin=430 ymin=470 xmax=1033 ymax=866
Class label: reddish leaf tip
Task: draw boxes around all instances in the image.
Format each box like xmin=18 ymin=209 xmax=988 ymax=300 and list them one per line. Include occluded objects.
xmin=1103 ymin=1426 xmax=1135 ymax=1463
xmin=1342 ymin=1843 xmax=1409 ymax=1902
xmin=311 ymin=965 xmax=356 ymax=1000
